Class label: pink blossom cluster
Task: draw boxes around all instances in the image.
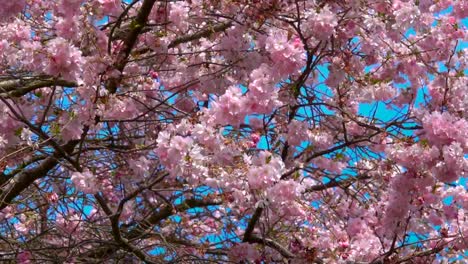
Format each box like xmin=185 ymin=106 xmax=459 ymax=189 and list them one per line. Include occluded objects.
xmin=0 ymin=0 xmax=466 ymax=263
xmin=422 ymin=111 xmax=468 ymax=149
xmin=305 ymin=6 xmax=338 ymax=41
xmin=0 ymin=0 xmax=26 ymax=21
xmin=247 ymin=151 xmax=284 ymax=190
xmin=70 ymin=170 xmax=98 ymax=194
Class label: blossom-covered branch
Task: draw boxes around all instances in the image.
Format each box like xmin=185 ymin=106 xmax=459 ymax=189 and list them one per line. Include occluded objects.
xmin=0 ymin=0 xmax=466 ymax=263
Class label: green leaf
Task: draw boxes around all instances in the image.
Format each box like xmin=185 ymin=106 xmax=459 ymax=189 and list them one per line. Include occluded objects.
xmin=14 ymin=127 xmax=23 ymax=137
xmin=292 ymin=171 xmax=300 ymax=180
xmin=335 ymin=153 xmax=345 ymax=160
xmin=129 ymin=20 xmax=143 ymax=30
xmin=305 ymin=145 xmax=315 ymax=153
xmin=51 ymin=123 xmax=60 ymax=137
xmin=292 ymin=84 xmax=300 ymax=97
xmin=420 ymin=138 xmax=429 ymax=148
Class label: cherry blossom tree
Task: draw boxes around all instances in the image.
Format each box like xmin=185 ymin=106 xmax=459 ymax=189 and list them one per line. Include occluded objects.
xmin=0 ymin=0 xmax=467 ymax=263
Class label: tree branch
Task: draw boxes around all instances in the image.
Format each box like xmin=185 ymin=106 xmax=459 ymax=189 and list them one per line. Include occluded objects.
xmin=0 ymin=78 xmax=76 ymax=98
xmin=247 ymin=234 xmax=296 ymax=259
xmin=167 ymin=22 xmax=233 ymax=49
xmin=128 ymin=197 xmax=222 ymax=239
xmin=305 ymin=174 xmax=371 ymax=192
xmin=83 ymin=197 xmax=222 ymax=260
xmin=242 ymin=206 xmax=263 ymax=242
xmin=107 ymin=0 xmax=157 ymax=93
xmin=0 ymin=140 xmax=78 ymax=210
xmin=95 ymin=193 xmax=158 ymax=264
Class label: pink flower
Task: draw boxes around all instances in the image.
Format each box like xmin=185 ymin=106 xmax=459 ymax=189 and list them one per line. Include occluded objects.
xmin=429 ymin=142 xmax=467 ymax=183
xmin=443 ymin=205 xmax=458 ymax=220
xmin=97 ymin=0 xmax=121 ymax=15
xmin=47 ymin=193 xmax=59 ymax=203
xmin=309 ymin=130 xmax=334 ymax=150
xmin=17 ymin=251 xmax=32 ymax=264
xmin=104 ymin=97 xmax=140 ymax=120
xmin=267 ymin=180 xmax=301 ymax=203
xmin=57 ymin=0 xmax=82 ymax=16
xmin=61 ymin=118 xmax=83 ymax=142
xmin=247 ymin=164 xmax=278 ymax=189
xmin=248 ymin=64 xmax=278 ymax=96
xmin=55 ymin=16 xmax=79 ymax=40
xmin=128 ymin=156 xmax=150 ymax=178
xmin=169 ymin=2 xmax=189 ymax=31
xmin=265 ymin=32 xmax=305 ymax=76
xmin=70 ymin=170 xmax=98 ymax=194
xmin=149 ymin=70 xmax=159 ymax=79
xmin=250 ymin=133 xmax=260 ymax=146
xmin=387 ymin=144 xmax=439 ymax=170
xmin=439 ymin=143 xmax=467 ymax=181
xmin=314 ymin=157 xmax=346 ymax=174
xmin=339 ymin=240 xmax=349 ymax=249
xmin=56 ymin=213 xmax=81 ymax=234
xmin=392 ymin=1 xmax=421 ymax=32
xmin=265 ymin=180 xmax=305 ymax=218
xmin=15 ymin=222 xmax=29 ymax=235
xmin=325 ymin=64 xmax=346 ymax=88
xmin=247 ymin=152 xmax=284 ymax=189
xmin=427 ymin=212 xmax=443 ymax=226
xmin=287 ymin=120 xmax=309 ymax=146
xmin=208 ymin=86 xmax=247 ymax=127
xmin=453 ymin=1 xmax=468 ymax=19
xmin=422 ymin=111 xmax=468 ymax=148
xmin=347 ymin=217 xmax=366 ymax=236
xmin=0 ymin=0 xmax=26 ymax=21
xmin=292 ymin=37 xmax=302 ymax=48
xmin=306 ymin=6 xmax=337 ymax=40
xmin=44 ymin=38 xmax=83 ymax=81
xmin=175 ymin=97 xmax=196 ymax=112
xmin=229 ymin=243 xmax=261 ymax=261
xmin=346 ymin=122 xmax=366 ymax=136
